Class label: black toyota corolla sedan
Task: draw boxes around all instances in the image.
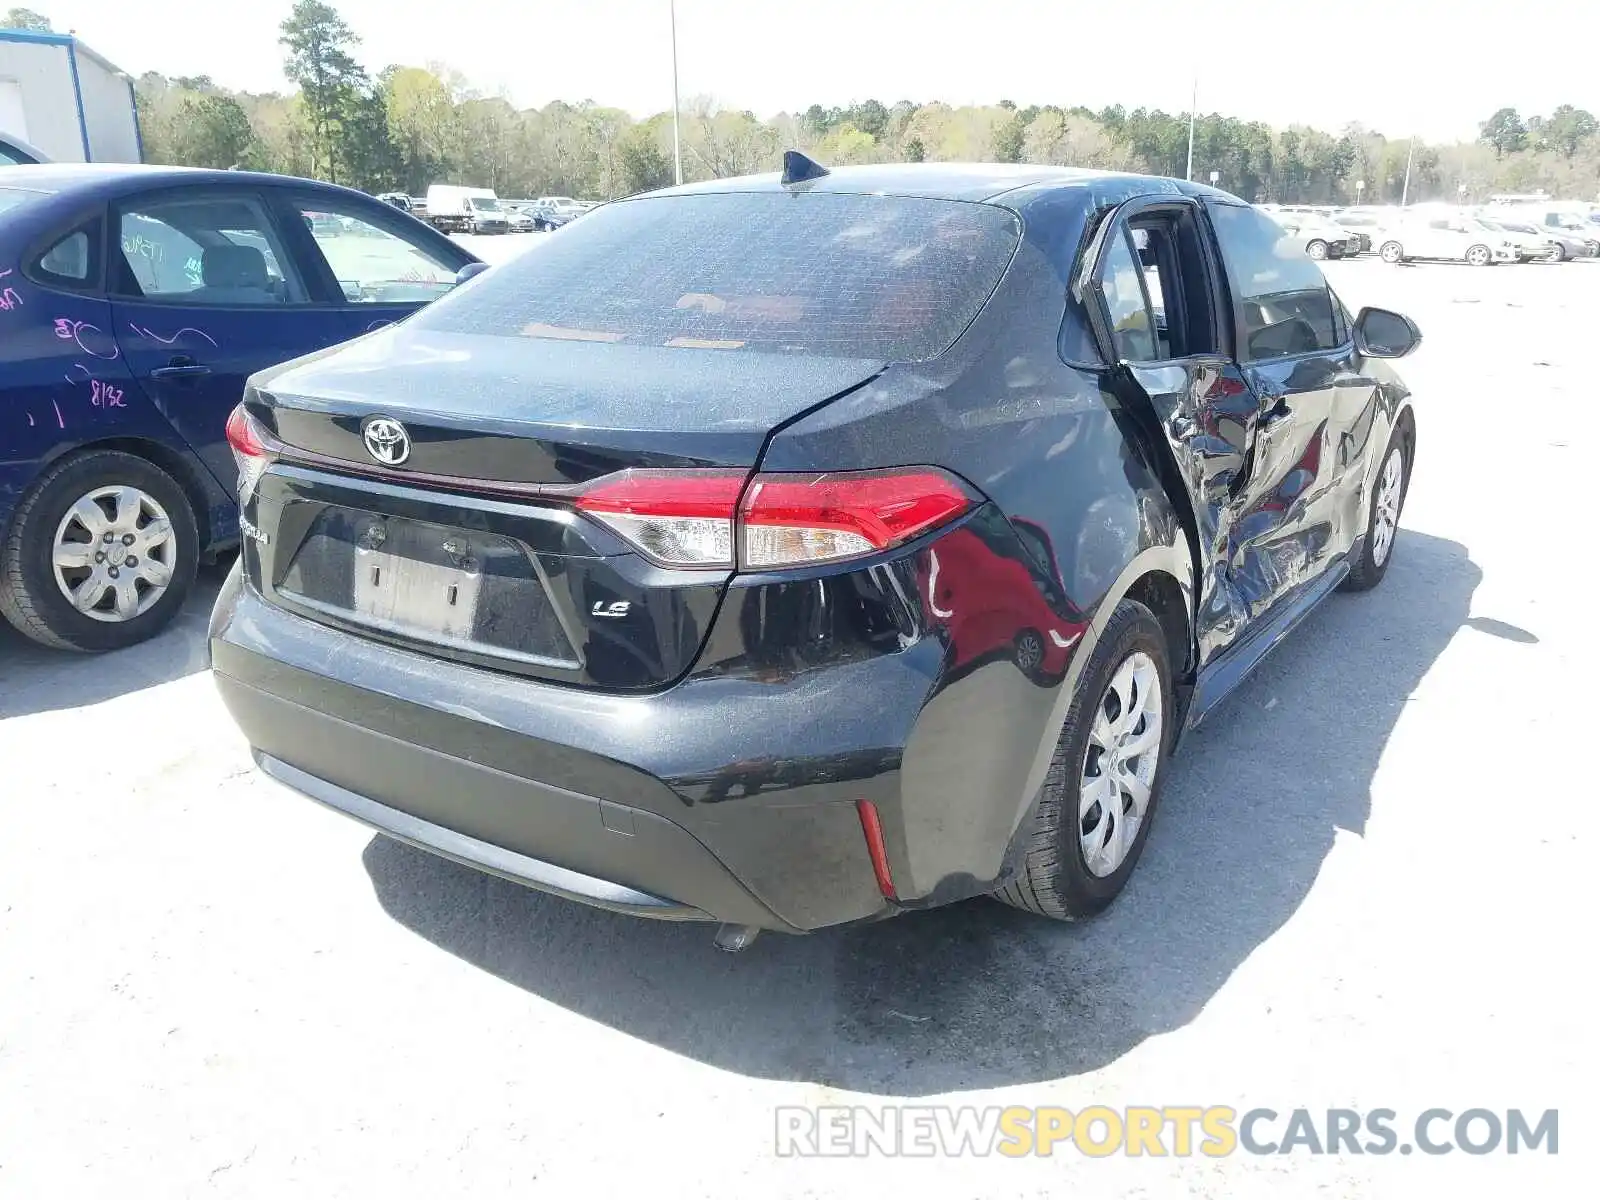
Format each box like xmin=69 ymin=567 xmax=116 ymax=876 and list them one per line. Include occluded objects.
xmin=210 ymin=156 xmax=1420 ymax=948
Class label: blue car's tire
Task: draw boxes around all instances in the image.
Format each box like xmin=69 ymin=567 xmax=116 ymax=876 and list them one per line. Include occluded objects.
xmin=0 ymin=450 xmax=199 ymax=653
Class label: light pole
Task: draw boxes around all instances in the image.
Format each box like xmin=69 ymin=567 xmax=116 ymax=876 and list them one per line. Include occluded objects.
xmin=1185 ymin=75 xmax=1197 ymax=181
xmin=670 ymin=0 xmax=683 ymax=185
xmin=1400 ymin=136 xmax=1416 ymax=208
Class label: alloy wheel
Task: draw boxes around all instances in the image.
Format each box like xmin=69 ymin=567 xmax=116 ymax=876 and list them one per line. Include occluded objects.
xmin=1079 ymin=651 xmax=1163 ymax=878
xmin=1467 ymin=245 xmax=1491 ymax=266
xmin=1371 ymin=447 xmax=1404 ymax=567
xmin=51 ymin=485 xmax=177 ymax=622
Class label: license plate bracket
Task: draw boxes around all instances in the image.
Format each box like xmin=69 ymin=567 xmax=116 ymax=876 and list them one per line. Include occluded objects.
xmin=351 ymin=518 xmax=488 ymax=640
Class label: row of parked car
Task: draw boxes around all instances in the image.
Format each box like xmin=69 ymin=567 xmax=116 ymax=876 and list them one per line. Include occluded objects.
xmin=377 ymin=188 xmax=596 ymax=235
xmin=1260 ymin=200 xmax=1600 ymax=266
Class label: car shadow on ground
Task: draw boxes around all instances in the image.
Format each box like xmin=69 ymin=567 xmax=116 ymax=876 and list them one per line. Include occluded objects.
xmin=0 ymin=564 xmax=228 ymax=719
xmin=364 ymin=530 xmax=1495 ymax=1095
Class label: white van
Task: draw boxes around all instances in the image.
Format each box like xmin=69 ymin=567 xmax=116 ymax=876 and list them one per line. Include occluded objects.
xmin=423 ymin=185 xmax=510 ymax=235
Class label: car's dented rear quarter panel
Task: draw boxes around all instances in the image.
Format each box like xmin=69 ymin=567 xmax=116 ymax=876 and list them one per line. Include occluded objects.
xmin=745 ymin=183 xmax=1197 ymax=906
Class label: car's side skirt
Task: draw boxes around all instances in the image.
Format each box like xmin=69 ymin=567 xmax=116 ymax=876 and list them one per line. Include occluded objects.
xmin=1185 ymin=559 xmax=1350 ymax=730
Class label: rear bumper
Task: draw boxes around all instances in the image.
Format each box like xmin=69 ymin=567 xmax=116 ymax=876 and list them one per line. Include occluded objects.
xmin=209 ymin=569 xmax=921 ymax=933
xmin=211 ymin=625 xmax=868 ymax=933
xmin=209 ymin=497 xmax=1077 ymax=932
xmin=255 ymin=751 xmax=717 ymax=921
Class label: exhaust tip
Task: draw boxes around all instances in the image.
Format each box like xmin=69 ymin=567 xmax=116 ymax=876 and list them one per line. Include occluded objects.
xmin=713 ymin=923 xmax=761 ymax=953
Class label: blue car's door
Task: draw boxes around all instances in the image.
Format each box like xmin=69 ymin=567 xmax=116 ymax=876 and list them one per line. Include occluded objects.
xmin=108 ymin=186 xmax=347 ymax=507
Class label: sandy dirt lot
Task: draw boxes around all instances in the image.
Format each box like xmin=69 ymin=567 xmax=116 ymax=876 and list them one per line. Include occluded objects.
xmin=0 ymin=250 xmax=1591 ymax=1198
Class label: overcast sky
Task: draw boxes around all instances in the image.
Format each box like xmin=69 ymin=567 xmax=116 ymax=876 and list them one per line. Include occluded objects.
xmin=29 ymin=0 xmax=1600 ymax=143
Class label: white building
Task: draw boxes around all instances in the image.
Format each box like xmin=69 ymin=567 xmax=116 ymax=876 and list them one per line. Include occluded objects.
xmin=0 ymin=27 xmax=142 ymax=164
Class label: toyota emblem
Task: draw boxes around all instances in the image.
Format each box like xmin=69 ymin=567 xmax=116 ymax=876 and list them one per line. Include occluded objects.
xmin=362 ymin=416 xmax=411 ymax=466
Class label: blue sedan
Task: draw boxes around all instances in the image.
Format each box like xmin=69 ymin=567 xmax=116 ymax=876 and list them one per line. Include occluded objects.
xmin=0 ymin=165 xmax=479 ymax=651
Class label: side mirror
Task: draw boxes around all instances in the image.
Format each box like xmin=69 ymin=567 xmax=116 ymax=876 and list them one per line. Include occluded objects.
xmin=454 ymin=262 xmax=490 ymax=286
xmin=1353 ymin=306 xmax=1421 ymax=359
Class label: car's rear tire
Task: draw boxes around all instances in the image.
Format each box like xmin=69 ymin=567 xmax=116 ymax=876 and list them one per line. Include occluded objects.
xmin=1380 ymin=240 xmax=1405 ymax=264
xmin=1340 ymin=429 xmax=1411 ymax=593
xmin=0 ymin=450 xmax=199 ymax=652
xmin=1306 ymin=239 xmax=1329 ymax=260
xmin=1466 ymin=244 xmax=1493 ymax=267
xmin=994 ymin=600 xmax=1174 ymax=921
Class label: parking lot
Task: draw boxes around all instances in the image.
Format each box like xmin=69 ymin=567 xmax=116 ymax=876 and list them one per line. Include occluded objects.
xmin=1 ymin=252 xmax=1590 ymax=1197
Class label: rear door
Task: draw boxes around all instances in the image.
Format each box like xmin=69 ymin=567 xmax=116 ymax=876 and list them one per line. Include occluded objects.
xmin=1083 ymin=196 xmax=1352 ymax=669
xmin=266 ymin=188 xmax=472 ymax=345
xmin=109 ymin=185 xmax=343 ymax=497
xmin=1416 ymin=217 xmax=1459 ymax=259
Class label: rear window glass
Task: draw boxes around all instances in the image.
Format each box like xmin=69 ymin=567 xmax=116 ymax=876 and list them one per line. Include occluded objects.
xmin=0 ymin=186 xmax=52 ymax=217
xmin=415 ymin=192 xmax=1021 ymax=361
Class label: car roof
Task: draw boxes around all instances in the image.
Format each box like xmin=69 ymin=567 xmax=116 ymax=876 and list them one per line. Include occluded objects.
xmin=650 ymin=161 xmax=1240 ymax=205
xmin=0 ymin=163 xmax=378 ymax=204
xmin=1 ymin=132 xmax=49 ymax=164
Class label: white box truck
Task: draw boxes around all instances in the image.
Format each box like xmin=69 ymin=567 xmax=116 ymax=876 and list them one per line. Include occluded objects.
xmin=0 ymin=28 xmax=142 ymax=164
xmin=424 ymin=184 xmax=509 ymax=234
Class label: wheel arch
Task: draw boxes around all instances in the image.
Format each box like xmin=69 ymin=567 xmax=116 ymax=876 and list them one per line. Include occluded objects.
xmin=36 ymin=435 xmax=221 ymax=549
xmin=1392 ymin=399 xmax=1418 ymax=501
xmin=1122 ymin=568 xmax=1193 ymax=687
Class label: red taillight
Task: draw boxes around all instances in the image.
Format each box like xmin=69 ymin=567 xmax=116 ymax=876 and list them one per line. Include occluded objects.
xmin=225 ymin=404 xmax=273 ymax=499
xmin=855 ymin=799 xmax=896 ymax=900
xmin=740 ymin=470 xmax=970 ymax=568
xmin=573 ymin=469 xmax=744 ymax=567
xmin=572 ymin=467 xmax=971 ymax=570
xmin=225 ymin=404 xmax=267 ymax=460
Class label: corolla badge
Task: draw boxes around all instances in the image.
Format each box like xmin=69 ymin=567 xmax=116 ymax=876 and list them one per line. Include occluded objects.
xmin=362 ymin=416 xmax=411 ymax=466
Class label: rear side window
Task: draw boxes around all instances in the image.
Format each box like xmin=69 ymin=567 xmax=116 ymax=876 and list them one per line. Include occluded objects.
xmin=1096 ymin=231 xmax=1157 ymax=362
xmin=31 ymin=219 xmax=102 ymax=291
xmin=112 ymin=192 xmax=307 ymax=305
xmin=1209 ymin=203 xmax=1343 ymax=361
xmin=415 ymin=192 xmax=1021 ymax=361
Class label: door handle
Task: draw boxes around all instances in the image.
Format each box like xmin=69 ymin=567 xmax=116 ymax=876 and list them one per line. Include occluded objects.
xmin=1258 ymin=393 xmax=1292 ymax=426
xmin=150 ymin=356 xmax=211 ymax=381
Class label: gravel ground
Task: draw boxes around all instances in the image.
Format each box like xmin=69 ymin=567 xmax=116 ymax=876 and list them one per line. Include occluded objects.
xmin=1 ymin=252 xmax=1592 ymax=1198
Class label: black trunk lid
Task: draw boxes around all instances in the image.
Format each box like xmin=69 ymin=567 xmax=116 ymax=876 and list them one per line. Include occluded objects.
xmin=253 ymin=329 xmax=885 ymax=485
xmin=239 ymin=329 xmax=883 ymax=691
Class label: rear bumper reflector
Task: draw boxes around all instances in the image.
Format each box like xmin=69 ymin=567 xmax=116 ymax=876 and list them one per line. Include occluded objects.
xmin=855 ymin=798 xmax=896 ymax=900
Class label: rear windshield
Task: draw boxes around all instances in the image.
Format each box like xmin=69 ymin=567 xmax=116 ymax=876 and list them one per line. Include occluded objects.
xmin=0 ymin=186 xmax=52 ymax=217
xmin=415 ymin=191 xmax=1021 ymax=361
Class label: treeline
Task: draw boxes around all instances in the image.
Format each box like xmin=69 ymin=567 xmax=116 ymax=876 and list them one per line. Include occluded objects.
xmin=83 ymin=1 xmax=1600 ymax=204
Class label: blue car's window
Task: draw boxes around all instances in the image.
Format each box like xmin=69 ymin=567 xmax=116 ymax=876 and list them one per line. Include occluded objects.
xmin=291 ymin=199 xmax=458 ymax=304
xmin=0 ymin=186 xmax=52 ymax=216
xmin=415 ymin=192 xmax=1022 ymax=361
xmin=113 ymin=193 xmax=306 ymax=305
xmin=38 ymin=230 xmax=91 ymax=282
